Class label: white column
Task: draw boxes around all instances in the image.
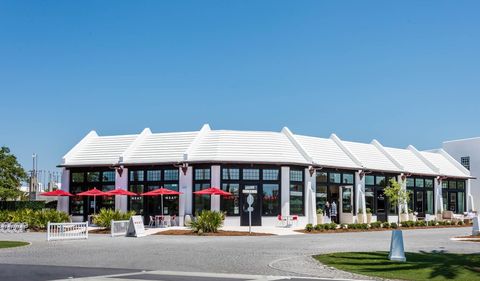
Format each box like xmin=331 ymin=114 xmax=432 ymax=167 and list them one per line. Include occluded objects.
xmin=115 ymin=167 xmax=128 ymax=212
xmin=211 ymin=165 xmax=221 ymax=211
xmin=355 ymin=171 xmax=366 ymax=221
xmin=179 ymin=166 xmax=193 ymax=226
xmin=466 ymin=179 xmax=474 ymax=212
xmin=434 ymin=178 xmax=443 ymax=213
xmin=305 ymin=168 xmax=316 ymax=225
xmin=58 ymin=168 xmax=69 ymax=213
xmin=281 ymin=166 xmax=290 ymax=217
xmin=397 ymin=174 xmax=408 ymax=215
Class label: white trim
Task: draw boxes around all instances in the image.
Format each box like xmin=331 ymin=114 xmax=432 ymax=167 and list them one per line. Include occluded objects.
xmin=330 ymin=134 xmax=364 ymax=167
xmin=281 ymin=127 xmax=313 ymax=163
xmin=120 ymin=128 xmax=152 ymax=163
xmin=371 ymin=139 xmax=404 ymax=171
xmin=62 ymin=131 xmax=98 ymax=164
xmin=407 ymin=145 xmax=440 ymax=174
xmin=183 ymin=124 xmax=211 ymax=161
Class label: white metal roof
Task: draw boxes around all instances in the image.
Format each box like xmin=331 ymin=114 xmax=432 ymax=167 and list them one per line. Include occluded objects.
xmin=188 ymin=130 xmax=308 ymax=164
xmin=61 ymin=124 xmax=470 ymax=179
xmin=293 ymin=135 xmax=361 ymax=169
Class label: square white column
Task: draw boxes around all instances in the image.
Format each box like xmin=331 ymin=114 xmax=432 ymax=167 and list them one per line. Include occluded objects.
xmin=281 ymin=166 xmax=290 ymax=217
xmin=115 ymin=167 xmax=128 ymax=212
xmin=58 ymin=168 xmax=69 ymax=213
xmin=179 ymin=166 xmax=193 ymax=226
xmin=355 ymin=171 xmax=366 ymax=218
xmin=434 ymin=178 xmax=443 ymax=213
xmin=211 ymin=165 xmax=221 ymax=211
xmin=305 ymin=168 xmax=316 ymax=225
xmin=397 ymin=174 xmax=408 ymax=215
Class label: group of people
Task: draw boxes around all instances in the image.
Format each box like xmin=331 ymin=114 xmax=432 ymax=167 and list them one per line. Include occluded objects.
xmin=324 ymin=201 xmax=338 ymax=223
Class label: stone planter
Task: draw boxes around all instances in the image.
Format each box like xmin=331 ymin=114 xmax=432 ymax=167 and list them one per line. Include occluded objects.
xmin=436 ymin=213 xmax=443 ymax=221
xmin=317 ymin=214 xmax=324 ymax=224
xmin=366 ymin=213 xmax=372 ymax=224
xmin=357 ymin=213 xmax=364 ymax=223
xmin=408 ymin=213 xmax=416 ymax=221
xmin=400 ymin=214 xmax=409 ymax=222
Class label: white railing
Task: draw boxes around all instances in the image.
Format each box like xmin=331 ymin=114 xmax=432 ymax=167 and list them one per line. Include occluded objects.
xmin=0 ymin=222 xmax=28 ymax=233
xmin=47 ymin=222 xmax=88 ymax=241
xmin=111 ymin=220 xmax=129 ymax=237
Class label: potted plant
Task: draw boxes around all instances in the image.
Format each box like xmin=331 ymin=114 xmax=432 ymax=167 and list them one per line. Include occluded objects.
xmin=366 ymin=208 xmax=372 ymax=224
xmin=357 ymin=208 xmax=364 ymax=223
xmin=436 ymin=210 xmax=443 ymax=221
xmin=408 ymin=208 xmax=415 ymax=221
xmin=316 ymin=208 xmax=324 ymax=224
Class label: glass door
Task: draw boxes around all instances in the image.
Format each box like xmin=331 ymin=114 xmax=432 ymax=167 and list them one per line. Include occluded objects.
xmin=376 ymin=189 xmax=387 ymax=222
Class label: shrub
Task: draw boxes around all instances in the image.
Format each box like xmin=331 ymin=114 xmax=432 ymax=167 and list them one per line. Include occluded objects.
xmin=93 ymin=208 xmax=136 ymax=229
xmin=314 ymin=224 xmax=325 ymax=231
xmin=190 ymin=210 xmax=224 ymax=234
xmin=390 ymin=222 xmax=398 ymax=229
xmin=415 ymin=221 xmax=427 ymax=227
xmin=0 ymin=209 xmax=69 ymax=230
xmin=402 ymin=221 xmax=415 ymax=228
xmin=0 ymin=201 xmax=46 ymax=211
xmin=458 ymin=220 xmax=465 ymax=226
xmin=305 ymin=223 xmax=313 ymax=232
xmin=327 ymin=222 xmax=337 ymax=230
xmin=370 ymin=221 xmax=382 ymax=229
xmin=340 ymin=223 xmax=348 ymax=229
xmin=382 ymin=222 xmax=391 ymax=228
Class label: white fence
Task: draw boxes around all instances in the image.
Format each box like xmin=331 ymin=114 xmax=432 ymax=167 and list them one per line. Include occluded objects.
xmin=111 ymin=220 xmax=129 ymax=237
xmin=0 ymin=222 xmax=28 ymax=233
xmin=47 ymin=222 xmax=88 ymax=241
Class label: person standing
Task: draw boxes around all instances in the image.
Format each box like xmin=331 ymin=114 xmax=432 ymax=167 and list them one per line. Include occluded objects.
xmin=325 ymin=201 xmax=331 ymax=219
xmin=331 ymin=201 xmax=338 ymax=223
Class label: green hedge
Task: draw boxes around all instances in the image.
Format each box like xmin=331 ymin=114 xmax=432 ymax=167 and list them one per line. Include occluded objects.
xmin=0 ymin=209 xmax=69 ymax=230
xmin=0 ymin=201 xmax=46 ymax=211
xmin=93 ymin=208 xmax=136 ymax=229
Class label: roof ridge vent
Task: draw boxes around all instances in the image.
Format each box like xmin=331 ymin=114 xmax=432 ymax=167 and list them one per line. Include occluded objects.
xmin=436 ymin=149 xmax=471 ymax=176
xmin=120 ymin=128 xmax=152 ymax=163
xmin=407 ymin=145 xmax=440 ymax=174
xmin=281 ymin=127 xmax=313 ymax=163
xmin=371 ymin=139 xmax=405 ymax=171
xmin=330 ymin=134 xmax=364 ymax=168
xmin=183 ymin=123 xmax=211 ymax=161
xmin=62 ymin=130 xmax=98 ymax=164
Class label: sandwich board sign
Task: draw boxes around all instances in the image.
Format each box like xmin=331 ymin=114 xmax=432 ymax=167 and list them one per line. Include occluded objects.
xmin=126 ymin=215 xmax=146 ymax=237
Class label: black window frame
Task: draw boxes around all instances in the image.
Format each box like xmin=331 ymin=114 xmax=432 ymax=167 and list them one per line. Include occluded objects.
xmin=192 ymin=166 xmax=212 ymax=215
xmin=315 ymin=169 xmax=356 ymax=214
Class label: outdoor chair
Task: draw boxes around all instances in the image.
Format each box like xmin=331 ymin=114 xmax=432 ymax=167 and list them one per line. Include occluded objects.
xmin=162 ymin=215 xmax=171 ymax=227
xmin=170 ymin=215 xmax=176 ymax=226
xmin=291 ymin=215 xmax=299 ymax=226
xmin=276 ymin=215 xmax=287 ymax=227
xmin=442 ymin=211 xmax=463 ymax=223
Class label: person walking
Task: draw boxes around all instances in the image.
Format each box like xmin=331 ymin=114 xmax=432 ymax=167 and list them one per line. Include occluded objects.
xmin=331 ymin=201 xmax=338 ymax=223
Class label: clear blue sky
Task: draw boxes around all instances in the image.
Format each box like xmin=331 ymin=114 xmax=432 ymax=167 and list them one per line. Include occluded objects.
xmin=1 ymin=1 xmax=479 ymax=173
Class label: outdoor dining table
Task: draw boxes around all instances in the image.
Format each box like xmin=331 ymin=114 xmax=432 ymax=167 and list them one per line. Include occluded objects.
xmin=154 ymin=215 xmax=171 ymax=228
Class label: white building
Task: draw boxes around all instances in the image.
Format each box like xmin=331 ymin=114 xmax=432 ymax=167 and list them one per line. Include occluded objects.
xmin=443 ymin=137 xmax=480 ymax=213
xmin=57 ymin=124 xmax=473 ymax=226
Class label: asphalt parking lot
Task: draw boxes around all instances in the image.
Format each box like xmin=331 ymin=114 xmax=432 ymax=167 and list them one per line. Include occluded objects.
xmin=0 ymin=227 xmax=478 ymax=280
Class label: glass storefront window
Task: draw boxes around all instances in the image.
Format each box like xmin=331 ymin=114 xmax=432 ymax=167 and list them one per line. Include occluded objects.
xmin=262 ymin=169 xmax=279 ymax=181
xmin=316 ymin=172 xmax=327 ymax=183
xmin=426 ymin=190 xmax=434 ymax=214
xmin=194 ymin=183 xmax=211 ymax=214
xmin=415 ymin=191 xmax=424 ymax=213
xmin=102 ymin=171 xmax=115 ymax=182
xmin=376 ymin=176 xmax=386 ymax=186
xmin=290 ymin=183 xmax=304 ymax=215
xmin=406 ymin=178 xmax=414 ymax=187
xmin=243 ymin=169 xmax=260 ymax=180
xmin=71 ymin=172 xmax=84 ymax=183
xmin=164 ymin=170 xmax=179 ymax=181
xmin=147 ymin=170 xmax=161 ymax=181
xmin=316 ymin=185 xmax=327 ymax=211
xmin=221 ymin=183 xmax=240 ymax=215
xmin=262 ymin=184 xmax=279 ymax=215
xmin=222 ymin=168 xmax=239 ymax=180
xmin=458 ymin=192 xmax=465 ymax=213
xmin=290 ymin=170 xmax=303 ymax=182
xmin=194 ymin=169 xmax=210 ymax=181
xmin=87 ymin=172 xmax=100 ymax=182
xmin=449 ymin=181 xmax=457 ymax=189
xmin=343 ymin=174 xmax=354 ymax=184
xmin=425 ymin=179 xmax=433 ymax=188
xmin=129 ymin=184 xmax=144 ymax=215
xmin=341 ymin=186 xmax=352 ymax=213
xmin=365 ymin=175 xmax=374 ymax=186
xmin=415 ymin=178 xmax=424 ymax=188
xmin=130 ymin=170 xmax=144 ymax=182
xmin=329 ymin=173 xmax=341 ymax=183
xmin=365 ymin=186 xmax=374 ymax=213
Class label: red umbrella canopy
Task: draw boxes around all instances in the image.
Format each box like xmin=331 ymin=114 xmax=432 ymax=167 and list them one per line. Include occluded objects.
xmin=193 ymin=187 xmax=232 ymax=196
xmin=40 ymin=190 xmax=73 ymax=196
xmin=76 ymin=187 xmax=108 ymax=196
xmin=141 ymin=187 xmax=182 ymax=196
xmin=105 ymin=189 xmax=138 ymax=196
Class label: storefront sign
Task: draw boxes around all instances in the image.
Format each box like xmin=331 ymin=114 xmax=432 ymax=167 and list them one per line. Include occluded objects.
xmin=126 ymin=215 xmax=146 ymax=237
xmin=243 ymin=186 xmax=257 ymax=194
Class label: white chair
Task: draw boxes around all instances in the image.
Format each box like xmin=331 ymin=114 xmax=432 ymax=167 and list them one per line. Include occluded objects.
xmin=148 ymin=216 xmax=155 ymax=228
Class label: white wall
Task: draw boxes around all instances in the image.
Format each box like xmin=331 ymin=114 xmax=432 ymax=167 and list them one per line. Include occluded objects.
xmin=281 ymin=166 xmax=290 ymax=217
xmin=443 ymin=138 xmax=480 ymax=211
xmin=57 ymin=168 xmax=69 ymax=213
xmin=211 ymin=165 xmax=221 ymax=211
xmin=179 ymin=166 xmax=193 ymax=226
xmin=115 ymin=167 xmax=128 ymax=212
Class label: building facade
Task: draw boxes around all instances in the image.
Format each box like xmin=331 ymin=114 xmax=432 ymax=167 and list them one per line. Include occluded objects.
xmin=57 ymin=124 xmax=473 ymax=227
xmin=443 ymin=137 xmax=480 ymax=213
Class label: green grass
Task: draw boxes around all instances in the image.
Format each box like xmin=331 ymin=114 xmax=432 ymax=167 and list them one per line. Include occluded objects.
xmin=314 ymin=251 xmax=480 ymax=281
xmin=0 ymin=241 xmax=29 ymax=249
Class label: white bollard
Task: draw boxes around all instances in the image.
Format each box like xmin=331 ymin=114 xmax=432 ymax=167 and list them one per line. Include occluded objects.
xmin=388 ymin=229 xmax=406 ymax=262
xmin=472 ymin=216 xmax=479 ymax=236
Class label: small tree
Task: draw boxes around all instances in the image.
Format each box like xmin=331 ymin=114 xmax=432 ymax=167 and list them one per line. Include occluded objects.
xmin=0 ymin=147 xmax=27 ymax=201
xmin=384 ymin=178 xmax=411 ymax=224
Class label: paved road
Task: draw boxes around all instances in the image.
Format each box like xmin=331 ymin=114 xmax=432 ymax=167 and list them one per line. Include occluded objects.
xmin=0 ymin=227 xmax=478 ymax=280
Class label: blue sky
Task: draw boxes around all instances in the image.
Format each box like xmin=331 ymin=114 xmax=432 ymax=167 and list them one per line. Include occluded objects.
xmin=0 ymin=1 xmax=479 ymax=173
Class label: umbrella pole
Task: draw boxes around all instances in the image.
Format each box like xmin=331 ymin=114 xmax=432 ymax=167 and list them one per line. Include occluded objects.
xmin=94 ymin=195 xmax=96 ymax=215
xmin=161 ymin=194 xmax=164 ymax=217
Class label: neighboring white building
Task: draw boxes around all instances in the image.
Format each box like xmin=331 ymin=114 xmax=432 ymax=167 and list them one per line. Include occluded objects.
xmin=443 ymin=137 xmax=480 ymax=212
xmin=57 ymin=124 xmax=472 ymax=226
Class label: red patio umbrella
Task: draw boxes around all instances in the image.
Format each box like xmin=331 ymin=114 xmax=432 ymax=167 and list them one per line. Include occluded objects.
xmin=104 ymin=189 xmax=138 ymax=196
xmin=141 ymin=187 xmax=183 ymax=216
xmin=193 ymin=187 xmax=232 ymax=196
xmin=40 ymin=189 xmax=73 ymax=197
xmin=76 ymin=187 xmax=108 ymax=215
